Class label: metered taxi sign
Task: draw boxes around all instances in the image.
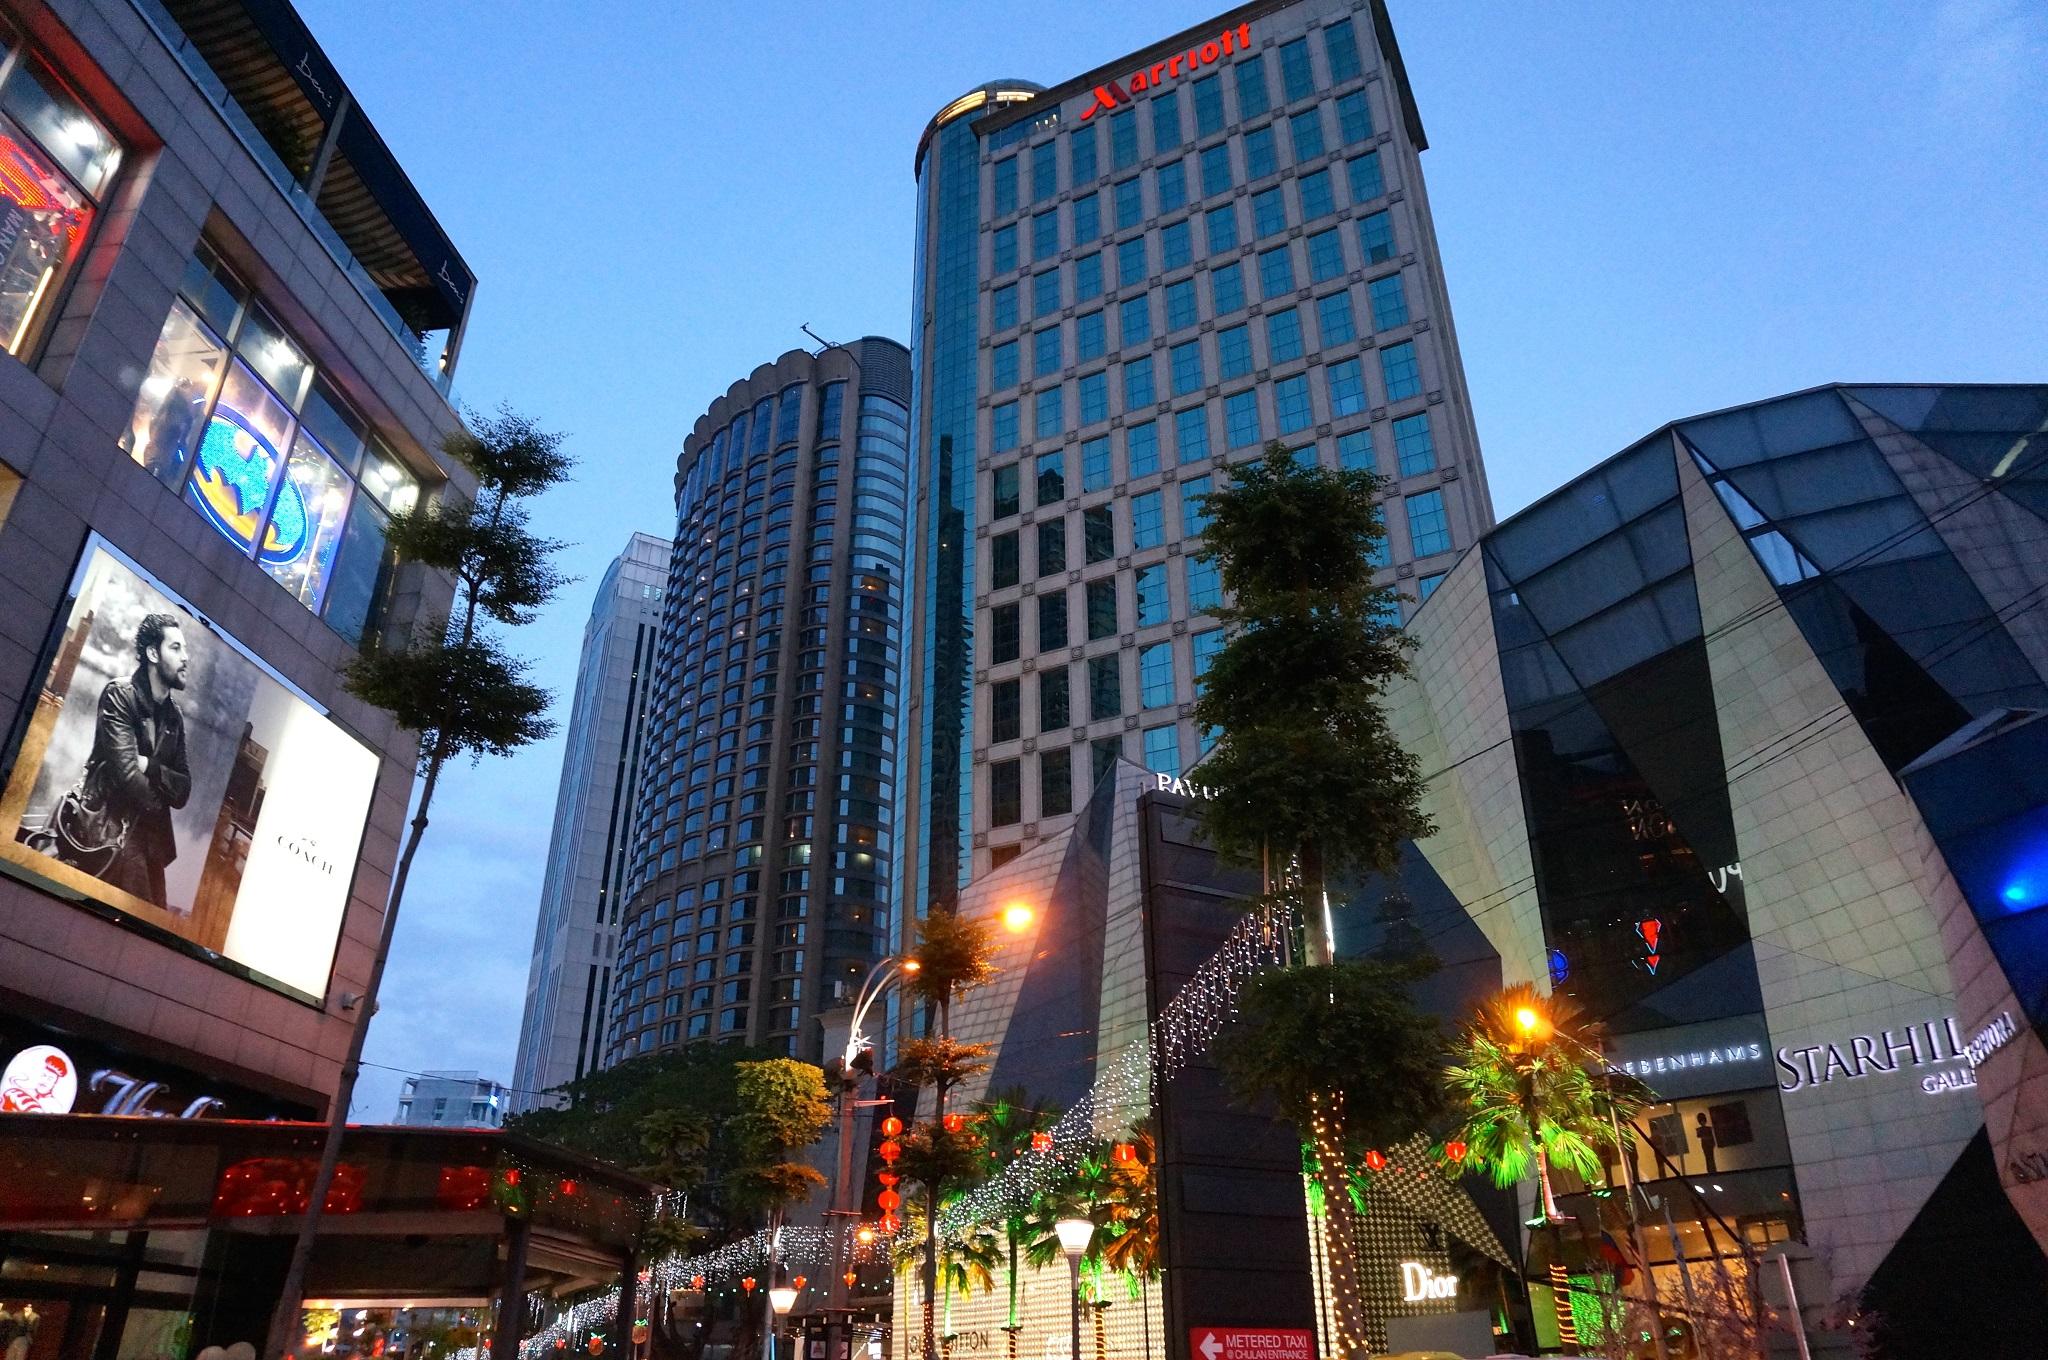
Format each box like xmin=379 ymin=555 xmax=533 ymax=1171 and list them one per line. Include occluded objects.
xmin=1189 ymin=1329 xmax=1315 ymax=1360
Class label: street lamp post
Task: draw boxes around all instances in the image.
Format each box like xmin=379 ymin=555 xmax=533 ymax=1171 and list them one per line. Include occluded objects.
xmin=827 ymin=956 xmax=922 ymax=1360
xmin=1055 ymin=1219 xmax=1092 ymax=1360
xmin=769 ymin=1284 xmax=798 ymax=1360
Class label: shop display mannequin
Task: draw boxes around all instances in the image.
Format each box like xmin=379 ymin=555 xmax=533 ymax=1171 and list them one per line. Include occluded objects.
xmin=0 ymin=1303 xmax=39 ymax=1360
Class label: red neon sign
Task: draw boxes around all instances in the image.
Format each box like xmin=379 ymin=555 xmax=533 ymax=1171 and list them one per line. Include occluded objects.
xmin=1081 ymin=23 xmax=1252 ymax=120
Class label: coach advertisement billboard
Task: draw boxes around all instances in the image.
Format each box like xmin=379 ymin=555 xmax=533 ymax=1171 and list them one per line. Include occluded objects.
xmin=0 ymin=537 xmax=379 ymax=1001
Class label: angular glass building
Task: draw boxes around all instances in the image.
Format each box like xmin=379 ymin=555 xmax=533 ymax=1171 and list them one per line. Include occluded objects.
xmin=899 ymin=0 xmax=1496 ymax=933
xmin=1388 ymin=383 xmax=2048 ymax=1353
xmin=607 ymin=340 xmax=913 ymax=1063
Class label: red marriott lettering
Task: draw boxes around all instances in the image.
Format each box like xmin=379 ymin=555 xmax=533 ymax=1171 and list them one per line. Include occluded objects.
xmin=1081 ymin=23 xmax=1252 ymax=120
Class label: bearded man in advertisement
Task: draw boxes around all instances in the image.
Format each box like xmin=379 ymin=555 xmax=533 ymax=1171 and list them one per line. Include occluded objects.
xmin=77 ymin=612 xmax=193 ymax=906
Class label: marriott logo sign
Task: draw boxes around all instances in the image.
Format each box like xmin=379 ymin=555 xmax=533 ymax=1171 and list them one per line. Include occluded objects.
xmin=1081 ymin=23 xmax=1254 ymax=119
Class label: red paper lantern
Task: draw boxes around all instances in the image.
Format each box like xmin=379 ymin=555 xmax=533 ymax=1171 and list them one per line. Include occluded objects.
xmin=942 ymin=1112 xmax=966 ymax=1133
xmin=844 ymin=1272 xmax=857 ymax=1288
xmin=1364 ymin=1149 xmax=1387 ymax=1172
xmin=742 ymin=1277 xmax=756 ymax=1293
xmin=793 ymin=1276 xmax=807 ymax=1291
xmin=880 ymin=1116 xmax=904 ymax=1137
xmin=1112 ymin=1142 xmax=1135 ymax=1164
xmin=877 ymin=1189 xmax=901 ymax=1210
xmin=587 ymin=1338 xmax=604 ymax=1357
xmin=879 ymin=1213 xmax=900 ymax=1233
xmin=560 ymin=1179 xmax=579 ymax=1196
xmin=632 ymin=1322 xmax=651 ymax=1346
xmin=877 ymin=1171 xmax=900 ymax=1187
xmin=1444 ymin=1140 xmax=1468 ymax=1163
xmin=691 ymin=1275 xmax=705 ymax=1290
xmin=554 ymin=1340 xmax=567 ymax=1351
xmin=878 ymin=1140 xmax=901 ymax=1164
xmin=505 ymin=1168 xmax=522 ymax=1186
xmin=1031 ymin=1131 xmax=1053 ymax=1153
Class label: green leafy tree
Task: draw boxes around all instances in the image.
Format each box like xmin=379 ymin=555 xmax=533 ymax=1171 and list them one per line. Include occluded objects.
xmin=1444 ymin=984 xmax=1646 ymax=1356
xmin=1189 ymin=443 xmax=1432 ymax=960
xmin=971 ymin=1088 xmax=1056 ymax=1356
xmin=727 ymin=1058 xmax=834 ymax=1220
xmin=1214 ymin=958 xmax=1447 ymax=1351
xmin=266 ymin=407 xmax=571 ymax=1360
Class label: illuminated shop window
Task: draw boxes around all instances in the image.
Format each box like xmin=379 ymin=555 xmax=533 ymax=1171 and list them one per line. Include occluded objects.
xmin=0 ymin=34 xmax=122 ymax=358
xmin=121 ymin=243 xmax=422 ymax=641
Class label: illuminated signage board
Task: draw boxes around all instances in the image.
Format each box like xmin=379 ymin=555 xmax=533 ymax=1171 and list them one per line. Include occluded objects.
xmin=1775 ymin=1016 xmax=1975 ymax=1097
xmin=1081 ymin=23 xmax=1253 ymax=120
xmin=0 ymin=1043 xmax=229 ymax=1118
xmin=1399 ymin=1262 xmax=1457 ymax=1302
xmin=1965 ymin=1011 xmax=2018 ymax=1070
xmin=1152 ymin=771 xmax=1218 ymax=801
xmin=0 ymin=538 xmax=380 ymax=1002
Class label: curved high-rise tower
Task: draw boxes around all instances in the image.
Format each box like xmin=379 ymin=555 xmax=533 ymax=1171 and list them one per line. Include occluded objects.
xmin=607 ymin=339 xmax=913 ymax=1062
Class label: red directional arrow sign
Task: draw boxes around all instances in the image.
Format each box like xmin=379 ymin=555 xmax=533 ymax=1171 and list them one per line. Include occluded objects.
xmin=1189 ymin=1330 xmax=1315 ymax=1360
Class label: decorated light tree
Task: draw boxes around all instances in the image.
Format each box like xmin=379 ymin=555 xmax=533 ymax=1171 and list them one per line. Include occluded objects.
xmin=1189 ymin=442 xmax=1439 ymax=1354
xmin=972 ymin=1089 xmax=1057 ymax=1360
xmin=1443 ymin=985 xmax=1645 ymax=1355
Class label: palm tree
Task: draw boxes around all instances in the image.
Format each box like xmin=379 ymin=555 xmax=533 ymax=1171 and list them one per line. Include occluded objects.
xmin=1444 ymin=983 xmax=1645 ymax=1356
xmin=972 ymin=1088 xmax=1056 ymax=1360
xmin=1097 ymin=1126 xmax=1159 ymax=1284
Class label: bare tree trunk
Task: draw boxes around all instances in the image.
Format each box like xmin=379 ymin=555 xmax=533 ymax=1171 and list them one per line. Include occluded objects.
xmin=1307 ymin=1094 xmax=1369 ymax=1357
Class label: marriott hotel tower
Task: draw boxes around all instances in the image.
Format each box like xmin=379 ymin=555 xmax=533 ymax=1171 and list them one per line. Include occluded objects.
xmin=898 ymin=0 xmax=1495 ymax=917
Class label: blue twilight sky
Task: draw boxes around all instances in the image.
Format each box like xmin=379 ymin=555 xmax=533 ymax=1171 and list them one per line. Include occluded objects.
xmin=311 ymin=0 xmax=2048 ymax=1119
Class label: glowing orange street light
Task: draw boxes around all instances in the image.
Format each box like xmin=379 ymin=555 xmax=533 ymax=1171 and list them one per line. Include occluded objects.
xmin=1001 ymin=902 xmax=1035 ymax=933
xmin=899 ymin=959 xmax=922 ymax=974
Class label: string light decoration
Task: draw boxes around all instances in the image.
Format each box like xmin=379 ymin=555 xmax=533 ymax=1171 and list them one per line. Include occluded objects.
xmin=489 ymin=903 xmax=1299 ymax=1360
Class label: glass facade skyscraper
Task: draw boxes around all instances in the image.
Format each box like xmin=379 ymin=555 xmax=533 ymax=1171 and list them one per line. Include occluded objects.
xmin=510 ymin=532 xmax=670 ymax=1110
xmin=607 ymin=340 xmax=913 ymax=1063
xmin=899 ymin=0 xmax=1496 ymax=921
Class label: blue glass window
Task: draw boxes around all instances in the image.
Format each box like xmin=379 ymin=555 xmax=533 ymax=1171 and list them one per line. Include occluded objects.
xmin=1073 ymin=192 xmax=1101 ymax=244
xmin=1070 ymin=127 xmax=1099 ymax=185
xmin=1152 ymin=89 xmax=1182 ymax=151
xmin=1157 ymin=159 xmax=1188 ymax=213
xmin=1359 ymin=210 xmax=1395 ymax=264
xmin=993 ymin=224 xmax=1018 ymax=274
xmin=1381 ymin=340 xmax=1421 ymax=401
xmin=1245 ymin=125 xmax=1277 ymax=180
xmin=1218 ymin=324 xmax=1252 ymax=379
xmin=993 ymin=463 xmax=1021 ymax=517
xmin=1369 ymin=273 xmax=1409 ymax=329
xmin=1348 ymin=151 xmax=1384 ymax=204
xmin=1267 ymin=307 xmax=1304 ymax=362
xmin=1211 ymin=261 xmax=1246 ymax=314
xmin=1033 ymin=210 xmax=1060 ymax=262
xmin=1192 ymin=627 xmax=1225 ymax=684
xmin=1117 ymin=236 xmax=1148 ymax=287
xmin=1170 ymin=340 xmax=1204 ymax=396
xmin=1136 ymin=563 xmax=1169 ymax=626
xmin=1193 ymin=74 xmax=1224 ymax=136
xmin=1200 ymin=143 xmax=1233 ymax=196
xmin=993 ymin=401 xmax=1020 ymax=451
xmin=1325 ymin=19 xmax=1363 ymax=82
xmin=1299 ymin=169 xmax=1336 ymax=221
xmin=993 ymin=283 xmax=1019 ymax=331
xmin=1337 ymin=90 xmax=1373 ymax=143
xmin=1115 ymin=177 xmax=1143 ymax=230
xmin=1224 ymin=390 xmax=1261 ymax=448
xmin=1176 ymin=406 xmax=1211 ymax=463
xmin=1337 ymin=429 xmax=1374 ymax=470
xmin=1279 ymin=38 xmax=1315 ymax=100
xmin=993 ymin=157 xmax=1018 ymax=215
xmin=1082 ymin=435 xmax=1112 ymax=491
xmin=1393 ymin=413 xmax=1436 ymax=475
xmin=1127 ymin=420 xmax=1160 ymax=476
xmin=1206 ymin=204 xmax=1240 ymax=254
xmin=1258 ymin=246 xmax=1296 ymax=299
xmin=1034 ymin=327 xmax=1062 ymax=377
xmin=1187 ymin=554 xmax=1222 ymax=610
xmin=1033 ymin=270 xmax=1061 ymax=318
xmin=1165 ymin=278 xmax=1198 ymax=330
xmin=992 ymin=340 xmax=1019 ymax=389
xmin=1079 ymin=371 xmax=1109 ymax=425
xmin=1416 ymin=572 xmax=1444 ymax=603
xmin=1275 ymin=374 xmax=1313 ymax=434
xmin=1146 ymin=722 xmax=1183 ymax=775
xmin=1089 ymin=654 xmax=1121 ymax=720
xmin=1252 ymin=187 xmax=1288 ymax=238
xmin=1140 ymin=643 xmax=1176 ymax=708
xmin=1077 ymin=310 xmax=1106 ymax=359
xmin=1328 ymin=358 xmax=1367 ymax=417
xmin=1131 ymin=489 xmax=1165 ymax=547
xmin=1307 ymin=228 xmax=1345 ymax=282
xmin=1181 ymin=474 xmax=1212 ymax=534
xmin=1161 ymin=221 xmax=1193 ymax=272
xmin=1317 ymin=291 xmax=1356 ymax=345
xmin=1406 ymin=488 xmax=1451 ymax=556
xmin=1125 ymin=355 xmax=1157 ymax=409
xmin=1291 ymin=109 xmax=1326 ymax=162
xmin=1032 ymin=141 xmax=1058 ymax=201
xmin=1120 ymin=293 xmax=1152 ymax=345
xmin=1235 ymin=57 xmax=1271 ymax=118
xmin=1036 ymin=449 xmax=1066 ymax=504
xmin=1036 ymin=386 xmax=1065 ymax=439
xmin=1111 ymin=109 xmax=1139 ymax=168
xmin=1075 ymin=252 xmax=1103 ymax=301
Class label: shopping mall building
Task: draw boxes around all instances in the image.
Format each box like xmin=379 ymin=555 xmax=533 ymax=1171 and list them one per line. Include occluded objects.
xmin=0 ymin=0 xmax=650 ymax=1353
xmin=925 ymin=383 xmax=2048 ymax=1358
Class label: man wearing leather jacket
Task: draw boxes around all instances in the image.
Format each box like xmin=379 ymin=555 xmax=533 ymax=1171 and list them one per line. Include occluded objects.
xmin=82 ymin=612 xmax=193 ymax=906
